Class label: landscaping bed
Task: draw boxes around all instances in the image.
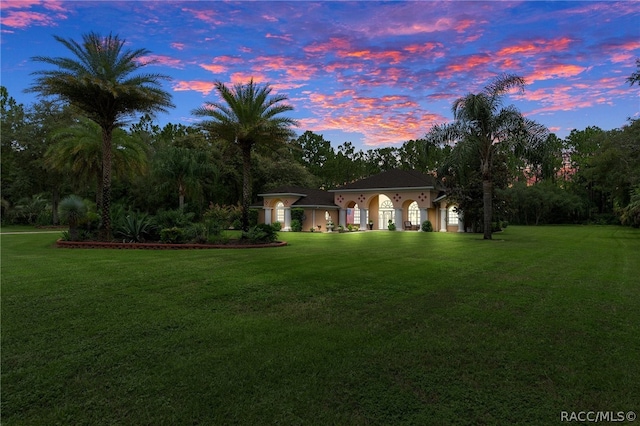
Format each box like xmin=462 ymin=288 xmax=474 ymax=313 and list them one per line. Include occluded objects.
xmin=56 ymin=239 xmax=287 ymax=249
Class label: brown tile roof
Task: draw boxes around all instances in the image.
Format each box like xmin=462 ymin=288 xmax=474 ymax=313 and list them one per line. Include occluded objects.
xmin=332 ymin=169 xmax=442 ymax=191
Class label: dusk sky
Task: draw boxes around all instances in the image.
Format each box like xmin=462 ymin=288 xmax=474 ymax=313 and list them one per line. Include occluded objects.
xmin=1 ymin=1 xmax=639 ymax=149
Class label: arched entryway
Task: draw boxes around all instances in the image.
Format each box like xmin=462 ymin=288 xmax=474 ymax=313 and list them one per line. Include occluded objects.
xmin=377 ymin=194 xmax=394 ymax=229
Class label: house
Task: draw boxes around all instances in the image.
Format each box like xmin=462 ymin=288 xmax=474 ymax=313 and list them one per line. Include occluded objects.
xmin=255 ymin=169 xmax=463 ymax=232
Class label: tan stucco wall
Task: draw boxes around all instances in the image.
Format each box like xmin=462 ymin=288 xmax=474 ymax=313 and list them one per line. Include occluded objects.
xmin=300 ymin=209 xmax=338 ymax=231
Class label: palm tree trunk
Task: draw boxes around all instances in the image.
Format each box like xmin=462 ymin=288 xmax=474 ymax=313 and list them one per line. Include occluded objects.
xmin=100 ymin=126 xmax=113 ymax=241
xmin=483 ymin=178 xmax=492 ymax=240
xmin=178 ymin=182 xmax=185 ymax=210
xmin=96 ymin=170 xmax=103 ymax=213
xmin=241 ymin=145 xmax=252 ymax=232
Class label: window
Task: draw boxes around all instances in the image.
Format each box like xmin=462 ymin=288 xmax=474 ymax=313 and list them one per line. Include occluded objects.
xmin=275 ymin=202 xmax=285 ymax=223
xmin=408 ymin=202 xmax=419 ymax=224
xmin=448 ymin=206 xmax=458 ymax=225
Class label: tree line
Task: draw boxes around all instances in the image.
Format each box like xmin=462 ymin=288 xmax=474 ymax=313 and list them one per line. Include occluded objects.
xmin=2 ymin=32 xmax=638 ymax=240
xmin=3 ymin=82 xmax=638 ymax=230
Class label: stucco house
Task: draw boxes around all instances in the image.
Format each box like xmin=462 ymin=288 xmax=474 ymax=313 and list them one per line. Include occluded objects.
xmin=255 ymin=169 xmax=464 ymax=232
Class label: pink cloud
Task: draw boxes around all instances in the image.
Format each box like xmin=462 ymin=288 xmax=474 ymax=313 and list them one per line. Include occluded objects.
xmin=200 ymin=63 xmax=228 ymax=74
xmin=304 ymin=37 xmax=352 ymax=55
xmin=2 ymin=11 xmax=54 ymax=28
xmin=173 ymin=80 xmax=216 ymax=95
xmin=299 ymin=88 xmax=448 ymax=146
xmin=497 ymin=37 xmax=574 ymax=57
xmin=171 ymin=42 xmax=185 ymax=51
xmin=182 ymin=8 xmax=221 ymax=25
xmin=404 ymin=42 xmax=444 ymax=56
xmin=527 ymin=63 xmax=587 ymax=82
xmin=341 ymin=49 xmax=406 ymax=65
xmin=0 ymin=1 xmax=68 ymax=28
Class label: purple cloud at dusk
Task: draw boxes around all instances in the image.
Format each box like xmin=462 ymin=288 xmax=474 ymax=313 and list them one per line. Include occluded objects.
xmin=1 ymin=1 xmax=638 ymax=149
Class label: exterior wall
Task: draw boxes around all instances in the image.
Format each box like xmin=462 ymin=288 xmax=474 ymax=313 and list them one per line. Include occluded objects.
xmin=257 ymin=208 xmax=266 ymax=224
xmin=259 ymin=189 xmax=452 ymax=232
xmin=332 ymin=189 xmax=445 ymax=230
xmin=427 ymin=208 xmax=438 ymax=227
xmin=300 ymin=209 xmax=338 ymax=232
xmin=369 ymin=195 xmax=380 ymax=229
xmin=333 ymin=190 xmax=436 ymax=211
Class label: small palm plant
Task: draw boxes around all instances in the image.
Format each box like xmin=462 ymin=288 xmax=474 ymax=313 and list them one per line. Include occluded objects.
xmin=116 ymin=211 xmax=154 ymax=243
xmin=58 ymin=195 xmax=87 ymax=241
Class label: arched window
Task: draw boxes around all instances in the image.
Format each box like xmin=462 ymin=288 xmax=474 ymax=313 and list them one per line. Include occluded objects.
xmin=408 ymin=201 xmax=420 ymax=224
xmin=379 ymin=195 xmax=394 ymax=229
xmin=448 ymin=206 xmax=459 ymax=225
xmin=275 ymin=202 xmax=285 ymax=223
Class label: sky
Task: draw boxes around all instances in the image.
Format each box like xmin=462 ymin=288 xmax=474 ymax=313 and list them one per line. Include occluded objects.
xmin=1 ymin=1 xmax=639 ymax=150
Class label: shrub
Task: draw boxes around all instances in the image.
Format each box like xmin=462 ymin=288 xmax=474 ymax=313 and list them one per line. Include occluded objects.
xmin=204 ymin=204 xmax=241 ymax=234
xmin=421 ymin=220 xmax=433 ymax=232
xmin=271 ymin=221 xmax=282 ymax=231
xmin=242 ymin=223 xmax=278 ymax=243
xmin=388 ymin=220 xmax=396 ymax=231
xmin=291 ymin=208 xmax=305 ymax=224
xmin=184 ymin=223 xmax=209 ymax=244
xmin=154 ymin=208 xmax=195 ymax=230
xmin=15 ymin=194 xmax=49 ymax=225
xmin=291 ymin=219 xmax=302 ymax=232
xmin=115 ymin=212 xmax=155 ymax=243
xmin=160 ymin=227 xmax=185 ymax=244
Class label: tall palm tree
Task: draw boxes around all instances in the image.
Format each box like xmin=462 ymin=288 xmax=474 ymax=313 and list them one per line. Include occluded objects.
xmin=193 ymin=79 xmax=297 ymax=231
xmin=46 ymin=117 xmax=149 ymax=211
xmin=429 ymin=74 xmax=548 ymax=239
xmin=28 ymin=32 xmax=173 ymax=239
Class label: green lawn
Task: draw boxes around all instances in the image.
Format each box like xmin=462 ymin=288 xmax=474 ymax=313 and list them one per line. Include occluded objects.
xmin=2 ymin=226 xmax=639 ymax=425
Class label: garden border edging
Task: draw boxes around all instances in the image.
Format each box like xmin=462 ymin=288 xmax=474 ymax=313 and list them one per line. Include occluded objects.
xmin=56 ymin=240 xmax=287 ymax=249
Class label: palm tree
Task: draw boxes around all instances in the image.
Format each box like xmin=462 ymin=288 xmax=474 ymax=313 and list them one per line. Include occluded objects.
xmin=193 ymin=79 xmax=297 ymax=231
xmin=46 ymin=117 xmax=149 ymax=211
xmin=429 ymin=74 xmax=548 ymax=239
xmin=28 ymin=32 xmax=173 ymax=239
xmin=153 ymin=145 xmax=212 ymax=210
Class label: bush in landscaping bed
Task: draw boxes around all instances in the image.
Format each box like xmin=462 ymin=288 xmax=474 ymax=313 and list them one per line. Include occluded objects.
xmin=242 ymin=223 xmax=278 ymax=243
xmin=160 ymin=227 xmax=185 ymax=244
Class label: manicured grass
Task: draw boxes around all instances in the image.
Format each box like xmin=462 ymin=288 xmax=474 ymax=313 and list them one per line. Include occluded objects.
xmin=2 ymin=226 xmax=639 ymax=424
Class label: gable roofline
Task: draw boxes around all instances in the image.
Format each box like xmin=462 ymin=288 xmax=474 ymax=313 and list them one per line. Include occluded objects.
xmin=258 ymin=191 xmax=307 ymax=198
xmin=329 ymin=186 xmax=435 ymax=193
xmin=330 ymin=168 xmax=444 ymax=192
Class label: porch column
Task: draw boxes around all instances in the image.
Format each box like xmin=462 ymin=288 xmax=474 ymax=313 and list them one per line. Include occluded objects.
xmin=339 ymin=208 xmax=347 ymax=228
xmin=439 ymin=207 xmax=447 ymax=232
xmin=264 ymin=208 xmax=272 ymax=225
xmin=359 ymin=208 xmax=368 ymax=230
xmin=395 ymin=208 xmax=403 ymax=231
xmin=457 ymin=212 xmax=464 ymax=233
xmin=419 ymin=208 xmax=428 ymax=231
xmin=283 ymin=207 xmax=292 ymax=231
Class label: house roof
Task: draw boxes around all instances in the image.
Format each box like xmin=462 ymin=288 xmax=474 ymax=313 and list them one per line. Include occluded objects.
xmin=331 ymin=169 xmax=443 ymax=192
xmin=258 ymin=186 xmax=338 ymax=208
